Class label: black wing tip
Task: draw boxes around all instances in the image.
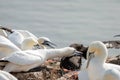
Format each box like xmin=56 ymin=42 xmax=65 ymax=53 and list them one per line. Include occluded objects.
xmin=0 ymin=60 xmax=9 ymax=62
xmin=0 ymin=26 xmax=13 ymax=33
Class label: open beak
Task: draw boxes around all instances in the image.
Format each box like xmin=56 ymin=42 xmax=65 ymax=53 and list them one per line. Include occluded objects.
xmin=73 ymin=51 xmax=83 ymax=57
xmin=114 ymin=34 xmax=120 ymax=37
xmin=86 ymin=52 xmax=94 ymax=68
xmin=43 ymin=41 xmax=57 ymax=48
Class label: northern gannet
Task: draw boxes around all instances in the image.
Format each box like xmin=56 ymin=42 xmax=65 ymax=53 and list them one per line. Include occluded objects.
xmin=60 ymin=40 xmax=120 ymax=71
xmin=0 ymin=27 xmax=56 ymax=50
xmin=0 ymin=47 xmax=82 ymax=72
xmin=86 ymin=41 xmax=120 ymax=80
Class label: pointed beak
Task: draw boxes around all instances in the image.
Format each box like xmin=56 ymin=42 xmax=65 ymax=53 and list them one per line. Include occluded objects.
xmin=43 ymin=41 xmax=57 ymax=48
xmin=114 ymin=34 xmax=120 ymax=37
xmin=86 ymin=52 xmax=94 ymax=68
xmin=73 ymin=51 xmax=83 ymax=56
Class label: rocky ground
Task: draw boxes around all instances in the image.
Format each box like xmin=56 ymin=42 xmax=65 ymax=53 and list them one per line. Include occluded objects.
xmin=11 ymin=55 xmax=120 ymax=80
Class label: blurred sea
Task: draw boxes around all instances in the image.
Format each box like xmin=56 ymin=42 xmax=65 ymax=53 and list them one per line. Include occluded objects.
xmin=0 ymin=0 xmax=120 ymax=56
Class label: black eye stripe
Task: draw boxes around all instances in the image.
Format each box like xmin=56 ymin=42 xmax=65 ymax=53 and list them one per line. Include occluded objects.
xmin=89 ymin=52 xmax=94 ymax=56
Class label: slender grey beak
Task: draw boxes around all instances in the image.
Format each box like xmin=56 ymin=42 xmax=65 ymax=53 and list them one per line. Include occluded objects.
xmin=42 ymin=41 xmax=57 ymax=48
xmin=114 ymin=35 xmax=120 ymax=37
xmin=86 ymin=52 xmax=94 ymax=68
xmin=73 ymin=51 xmax=83 ymax=56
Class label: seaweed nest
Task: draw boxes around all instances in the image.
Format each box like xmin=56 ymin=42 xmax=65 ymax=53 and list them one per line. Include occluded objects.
xmin=11 ymin=58 xmax=78 ymax=80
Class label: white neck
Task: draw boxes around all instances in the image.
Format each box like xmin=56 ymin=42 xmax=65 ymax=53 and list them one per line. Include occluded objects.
xmin=87 ymin=45 xmax=108 ymax=80
xmin=45 ymin=48 xmax=71 ymax=59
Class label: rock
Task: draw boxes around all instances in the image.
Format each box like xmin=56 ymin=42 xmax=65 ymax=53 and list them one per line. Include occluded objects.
xmin=12 ymin=66 xmax=63 ymax=80
xmin=57 ymin=71 xmax=78 ymax=80
xmin=106 ymin=55 xmax=120 ymax=65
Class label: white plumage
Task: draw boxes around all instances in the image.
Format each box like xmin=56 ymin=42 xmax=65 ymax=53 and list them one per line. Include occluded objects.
xmin=0 ymin=27 xmax=56 ymax=50
xmin=86 ymin=41 xmax=120 ymax=80
xmin=78 ymin=41 xmax=120 ymax=80
xmin=78 ymin=60 xmax=89 ymax=80
xmin=1 ymin=47 xmax=81 ymax=72
xmin=0 ymin=70 xmax=17 ymax=80
xmin=0 ymin=35 xmax=21 ymax=59
xmin=13 ymin=30 xmax=56 ymax=49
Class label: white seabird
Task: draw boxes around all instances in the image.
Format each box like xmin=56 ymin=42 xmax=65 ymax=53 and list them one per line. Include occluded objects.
xmin=78 ymin=41 xmax=120 ymax=80
xmin=0 ymin=36 xmax=56 ymax=60
xmin=0 ymin=70 xmax=17 ymax=80
xmin=0 ymin=27 xmax=56 ymax=50
xmin=0 ymin=47 xmax=82 ymax=72
xmin=86 ymin=41 xmax=120 ymax=80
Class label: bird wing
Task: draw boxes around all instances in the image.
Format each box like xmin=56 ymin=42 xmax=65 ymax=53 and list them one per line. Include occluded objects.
xmin=3 ymin=51 xmax=43 ymax=65
xmin=8 ymin=31 xmax=24 ymax=48
xmin=103 ymin=69 xmax=120 ymax=80
xmin=0 ymin=36 xmax=21 ymax=58
xmin=0 ymin=35 xmax=12 ymax=44
xmin=0 ymin=35 xmax=21 ymax=51
xmin=15 ymin=30 xmax=38 ymax=40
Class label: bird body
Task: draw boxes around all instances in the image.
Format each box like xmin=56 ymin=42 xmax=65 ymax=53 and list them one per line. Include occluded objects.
xmin=78 ymin=69 xmax=89 ymax=80
xmin=78 ymin=60 xmax=89 ymax=80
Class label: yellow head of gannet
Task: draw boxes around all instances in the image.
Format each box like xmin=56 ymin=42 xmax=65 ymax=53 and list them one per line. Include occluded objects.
xmin=21 ymin=37 xmax=39 ymax=50
xmin=37 ymin=37 xmax=57 ymax=49
xmin=86 ymin=41 xmax=107 ymax=68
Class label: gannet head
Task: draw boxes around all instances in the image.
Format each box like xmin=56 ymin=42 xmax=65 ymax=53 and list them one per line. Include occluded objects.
xmin=37 ymin=37 xmax=57 ymax=48
xmin=86 ymin=41 xmax=108 ymax=68
xmin=21 ymin=37 xmax=39 ymax=50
